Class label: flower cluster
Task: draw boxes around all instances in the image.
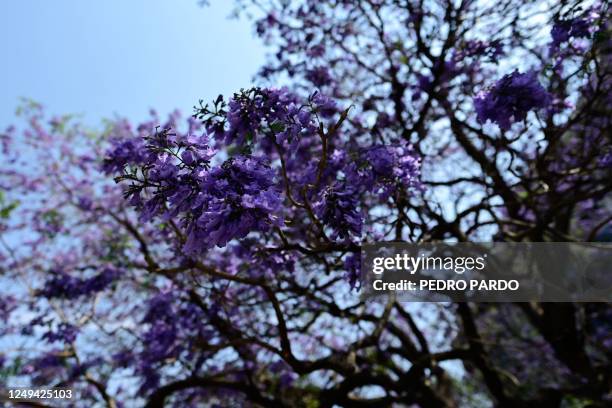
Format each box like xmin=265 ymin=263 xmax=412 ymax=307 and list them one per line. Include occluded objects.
xmin=0 ymin=295 xmax=16 ymax=322
xmin=474 ymin=70 xmax=551 ymax=130
xmin=345 ymin=143 xmax=422 ymax=199
xmin=106 ymin=88 xmax=352 ymax=255
xmin=40 ymin=267 xmax=120 ymax=299
xmin=195 ymin=87 xmax=327 ymax=149
xmin=183 ymin=155 xmax=283 ymax=253
xmin=366 ymin=144 xmax=421 ymax=196
xmin=42 ymin=323 xmax=79 ymax=344
xmin=21 ymin=352 xmax=65 ymax=379
xmin=550 ymin=12 xmax=598 ymax=52
xmin=136 ymin=288 xmax=211 ymax=391
xmin=313 ymin=183 xmax=362 ymax=240
xmin=102 ymin=136 xmax=150 ymax=174
xmin=343 ymin=253 xmax=361 ymax=290
xmin=307 ymin=142 xmax=421 ymax=242
xmin=551 ymin=18 xmax=591 ymax=47
xmin=306 ymin=66 xmax=334 ymax=87
xmin=108 ymin=128 xmax=282 ymax=254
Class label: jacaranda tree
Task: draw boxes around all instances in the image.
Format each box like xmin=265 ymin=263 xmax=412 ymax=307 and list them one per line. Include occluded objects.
xmin=1 ymin=0 xmax=610 ymax=406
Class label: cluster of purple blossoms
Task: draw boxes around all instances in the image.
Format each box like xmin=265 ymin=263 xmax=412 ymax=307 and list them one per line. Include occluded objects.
xmin=136 ymin=289 xmax=210 ymax=391
xmin=345 ymin=143 xmax=422 ymax=199
xmin=550 ymin=16 xmax=595 ymax=51
xmin=106 ymin=88 xmax=349 ymax=255
xmin=310 ymin=92 xmax=338 ymax=118
xmin=42 ymin=323 xmax=79 ymax=344
xmin=0 ymin=295 xmax=16 ymax=321
xmin=40 ymin=266 xmax=120 ymax=299
xmin=412 ymin=39 xmax=505 ymax=101
xmin=106 ymin=125 xmax=281 ymax=253
xmin=183 ymin=155 xmax=283 ymax=253
xmin=364 ymin=144 xmax=422 ymax=197
xmin=313 ymin=183 xmax=362 ymax=241
xmin=105 ymin=129 xmax=213 ymax=182
xmin=21 ymin=352 xmax=65 ymax=375
xmin=101 ymin=136 xmax=149 ymax=174
xmin=305 ymin=66 xmax=334 ymax=87
xmin=197 ymin=87 xmax=321 ymax=149
xmin=474 ymin=70 xmax=551 ymax=130
xmin=343 ymin=253 xmax=361 ymax=290
xmin=139 ymin=292 xmax=180 ymax=387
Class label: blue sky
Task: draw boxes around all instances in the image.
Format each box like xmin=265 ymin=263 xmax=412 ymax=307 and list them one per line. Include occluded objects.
xmin=0 ymin=0 xmax=265 ymax=128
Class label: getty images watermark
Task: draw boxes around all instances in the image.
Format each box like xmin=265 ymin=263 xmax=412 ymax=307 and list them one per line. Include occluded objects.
xmin=361 ymin=242 xmax=612 ymax=302
xmin=371 ymin=252 xmax=519 ymax=292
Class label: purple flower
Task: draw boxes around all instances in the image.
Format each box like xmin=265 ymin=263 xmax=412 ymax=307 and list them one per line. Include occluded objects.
xmin=42 ymin=323 xmax=79 ymax=344
xmin=311 ymin=92 xmax=338 ymax=118
xmin=551 ymin=17 xmax=593 ymax=50
xmin=313 ymin=183 xmax=362 ymax=240
xmin=306 ymin=66 xmax=334 ymax=87
xmin=306 ymin=44 xmax=325 ymax=58
xmin=346 ymin=143 xmax=422 ymax=198
xmin=474 ymin=71 xmax=551 ymax=130
xmin=344 ymin=253 xmax=361 ymax=290
xmin=0 ymin=295 xmax=16 ymax=322
xmin=214 ymin=87 xmax=309 ymax=147
xmin=40 ymin=266 xmax=120 ymax=299
xmin=183 ymin=155 xmax=283 ymax=253
xmin=113 ymin=350 xmax=134 ymax=368
xmin=105 ymin=101 xmax=292 ymax=254
xmin=134 ymin=288 xmax=211 ymax=392
xmin=83 ymin=267 xmax=120 ymax=293
xmin=27 ymin=352 xmax=65 ymax=372
xmin=148 ymin=154 xmax=179 ymax=182
xmin=139 ymin=293 xmax=181 ymax=373
xmin=102 ymin=136 xmax=149 ymax=174
xmin=77 ymin=196 xmax=93 ymax=211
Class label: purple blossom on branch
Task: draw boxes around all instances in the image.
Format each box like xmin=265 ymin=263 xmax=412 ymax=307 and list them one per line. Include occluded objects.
xmin=0 ymin=295 xmax=16 ymax=321
xmin=344 ymin=142 xmax=422 ymax=199
xmin=313 ymin=183 xmax=362 ymax=240
xmin=184 ymin=155 xmax=283 ymax=253
xmin=474 ymin=70 xmax=551 ymax=130
xmin=343 ymin=253 xmax=361 ymax=290
xmin=42 ymin=323 xmax=79 ymax=344
xmin=550 ymin=16 xmax=596 ymax=50
xmin=40 ymin=267 xmax=120 ymax=299
xmin=196 ymin=87 xmax=316 ymax=148
xmin=106 ymin=88 xmax=353 ymax=255
xmin=305 ymin=66 xmax=334 ymax=87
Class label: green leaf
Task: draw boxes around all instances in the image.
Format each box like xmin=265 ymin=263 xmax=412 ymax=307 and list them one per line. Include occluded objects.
xmin=0 ymin=201 xmax=19 ymax=219
xmin=269 ymin=122 xmax=285 ymax=133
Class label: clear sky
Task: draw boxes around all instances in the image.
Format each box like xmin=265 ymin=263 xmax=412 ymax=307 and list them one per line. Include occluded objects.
xmin=0 ymin=0 xmax=265 ymax=128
